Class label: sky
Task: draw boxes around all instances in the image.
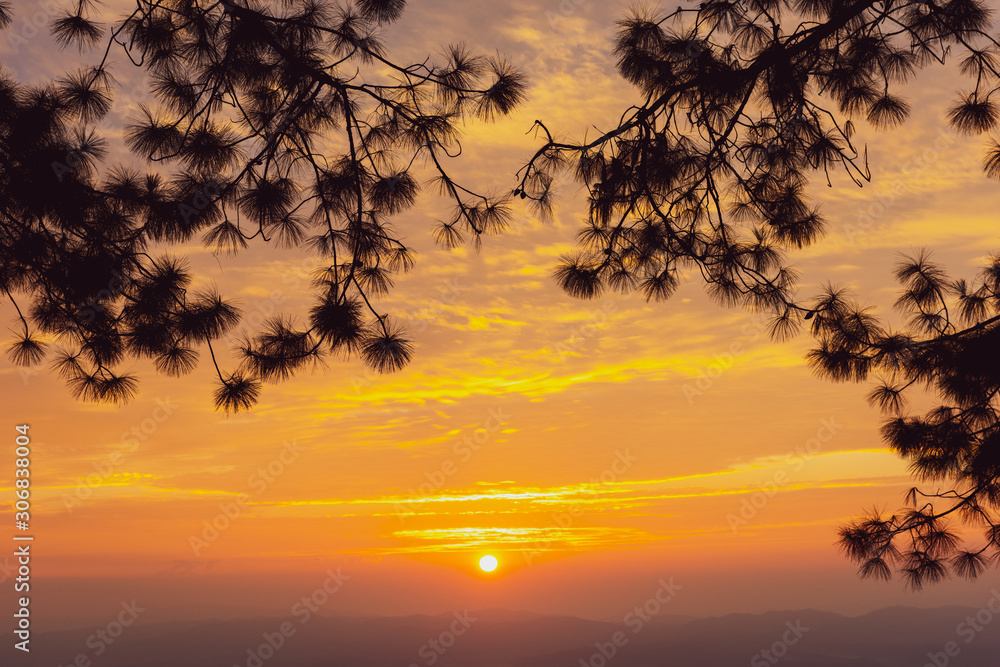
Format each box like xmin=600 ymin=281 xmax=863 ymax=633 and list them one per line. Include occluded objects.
xmin=2 ymin=0 xmax=1000 ymax=635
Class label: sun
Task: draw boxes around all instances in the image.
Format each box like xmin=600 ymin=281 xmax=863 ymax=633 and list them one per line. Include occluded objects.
xmin=478 ymin=554 xmax=499 ymax=572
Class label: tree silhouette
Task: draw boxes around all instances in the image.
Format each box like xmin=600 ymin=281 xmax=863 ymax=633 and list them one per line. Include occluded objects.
xmin=1 ymin=0 xmax=524 ymax=412
xmin=520 ymin=0 xmax=1000 ymax=321
xmin=4 ymin=0 xmax=1000 ymax=586
xmin=810 ymin=251 xmax=1000 ymax=590
xmin=517 ymin=1 xmax=1000 ymax=584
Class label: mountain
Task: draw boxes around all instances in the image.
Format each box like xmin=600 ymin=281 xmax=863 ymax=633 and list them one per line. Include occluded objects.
xmin=10 ymin=605 xmax=999 ymax=666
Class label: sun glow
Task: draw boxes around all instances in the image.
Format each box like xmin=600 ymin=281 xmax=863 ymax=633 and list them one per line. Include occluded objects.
xmin=478 ymin=554 xmax=499 ymax=572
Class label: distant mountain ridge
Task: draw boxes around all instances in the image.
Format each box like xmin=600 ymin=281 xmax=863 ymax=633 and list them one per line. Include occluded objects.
xmin=10 ymin=605 xmax=1000 ymax=667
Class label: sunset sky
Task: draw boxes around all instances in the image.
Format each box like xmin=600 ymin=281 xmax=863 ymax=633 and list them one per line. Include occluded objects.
xmin=3 ymin=0 xmax=1000 ymax=634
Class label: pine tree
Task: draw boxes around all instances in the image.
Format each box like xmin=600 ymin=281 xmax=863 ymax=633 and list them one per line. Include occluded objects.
xmin=517 ymin=0 xmax=1000 ymax=585
xmin=1 ymin=0 xmax=525 ymax=411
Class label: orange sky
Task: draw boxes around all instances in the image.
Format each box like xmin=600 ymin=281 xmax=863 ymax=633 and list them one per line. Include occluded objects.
xmin=3 ymin=0 xmax=1000 ymax=631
